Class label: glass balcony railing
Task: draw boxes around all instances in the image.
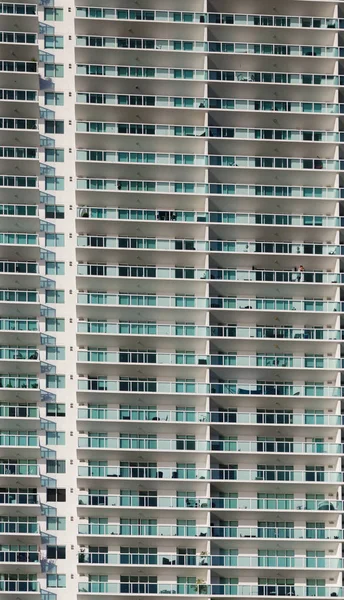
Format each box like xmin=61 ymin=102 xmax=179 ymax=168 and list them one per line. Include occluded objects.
xmin=77 ymin=321 xmax=340 ymax=341
xmin=0 ymin=88 xmax=37 ymax=102
xmin=0 ymin=432 xmax=38 ymax=447
xmin=75 ymin=37 xmax=340 ymax=58
xmin=0 ymin=549 xmax=39 ymax=563
xmin=0 ymin=290 xmax=38 ymax=303
xmin=78 ymin=437 xmax=342 ymax=455
xmin=0 ymin=376 xmax=39 ymax=389
xmin=77 ymin=494 xmax=342 ymax=511
xmin=0 ymin=61 xmax=37 ymax=73
xmin=0 ymin=32 xmax=36 ymax=44
xmin=76 ymin=92 xmax=341 ymax=114
xmin=77 ymin=408 xmax=342 ymax=426
xmin=76 ymin=179 xmax=340 ymax=198
xmin=77 ymin=236 xmax=341 ymax=255
xmin=0 ymin=581 xmax=39 ymax=592
xmin=74 ymin=8 xmax=341 ymax=30
xmin=0 ymin=262 xmax=38 ymax=274
xmin=0 ymin=521 xmax=39 ymax=533
xmin=0 ymin=348 xmax=38 ymax=360
xmin=0 ymin=319 xmax=38 ymax=332
xmin=0 ymin=490 xmax=38 ymax=504
xmin=76 ymin=151 xmax=340 ymax=171
xmin=0 ymin=233 xmax=37 ymax=246
xmin=0 ymin=405 xmax=38 ymax=418
xmin=77 ymin=208 xmax=341 ymax=228
xmin=0 ymin=176 xmax=37 ymax=188
xmin=77 ymin=465 xmax=342 ymax=482
xmin=0 ymin=147 xmax=37 ymax=159
xmin=76 ymin=64 xmax=340 ymax=87
xmin=76 ymin=121 xmax=340 ymax=144
xmin=0 ymin=118 xmax=37 ymax=130
xmin=77 ymin=350 xmax=342 ymax=369
xmin=77 ymin=264 xmax=342 ymax=285
xmin=0 ymin=463 xmax=38 ymax=476
xmin=0 ymin=204 xmax=37 ymax=217
xmin=77 ymin=523 xmax=342 ymax=539
xmin=78 ymin=379 xmax=341 ymax=398
xmin=0 ymin=3 xmax=36 ymax=15
xmin=77 ymin=582 xmax=344 ymax=596
xmin=77 ymin=293 xmax=340 ymax=313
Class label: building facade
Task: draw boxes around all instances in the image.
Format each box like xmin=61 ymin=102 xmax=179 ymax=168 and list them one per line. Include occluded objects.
xmin=1 ymin=1 xmax=344 ymax=600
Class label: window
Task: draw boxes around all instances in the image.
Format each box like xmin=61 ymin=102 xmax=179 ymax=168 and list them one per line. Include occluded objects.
xmin=46 ymin=318 xmax=65 ymax=332
xmin=46 ymin=431 xmax=65 ymax=445
xmin=47 ymin=517 xmax=66 ymax=530
xmin=47 ymin=574 xmax=66 ymax=588
xmin=46 ymin=346 xmax=65 ymax=360
xmin=45 ymin=205 xmax=65 ymax=219
xmin=45 ymin=177 xmax=64 ymax=191
xmin=46 ymin=459 xmax=66 ymax=473
xmin=44 ymin=35 xmax=64 ymax=49
xmin=47 ymin=545 xmax=66 ymax=559
xmin=45 ymin=290 xmax=65 ymax=304
xmin=46 ymin=403 xmax=66 ymax=417
xmin=46 ymin=262 xmax=65 ymax=275
xmin=45 ymin=120 xmax=64 ymax=134
xmin=45 ymin=233 xmax=65 ymax=246
xmin=45 ymin=64 xmax=64 ymax=78
xmin=47 ymin=488 xmax=66 ymax=502
xmin=45 ymin=92 xmax=64 ymax=106
xmin=46 ymin=375 xmax=65 ymax=389
xmin=45 ymin=149 xmax=64 ymax=162
xmin=44 ymin=8 xmax=63 ymax=20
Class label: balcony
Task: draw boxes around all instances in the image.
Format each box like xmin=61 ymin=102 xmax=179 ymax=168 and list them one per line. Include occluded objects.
xmin=77 ymin=379 xmax=341 ymax=399
xmin=77 ymin=494 xmax=341 ymax=513
xmin=76 ymin=407 xmax=342 ymax=427
xmin=77 ymin=293 xmax=341 ymax=315
xmin=76 ymin=552 xmax=344 ymax=570
xmin=0 ymin=432 xmax=39 ymax=458
xmin=74 ymin=8 xmax=341 ymax=32
xmin=75 ymin=92 xmax=341 ymax=116
xmin=77 ymin=436 xmax=342 ymax=456
xmin=76 ymin=179 xmax=339 ymax=200
xmin=0 ymin=462 xmax=39 ymax=484
xmin=0 ymin=348 xmax=39 ymax=373
xmin=0 ymin=579 xmax=40 ymax=594
xmin=77 ymin=465 xmax=342 ymax=484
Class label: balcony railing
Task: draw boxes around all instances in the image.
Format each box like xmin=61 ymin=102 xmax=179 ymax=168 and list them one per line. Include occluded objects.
xmin=0 ymin=3 xmax=36 ymax=15
xmin=0 ymin=490 xmax=38 ymax=504
xmin=76 ymin=207 xmax=341 ymax=227
xmin=76 ymin=179 xmax=340 ymax=198
xmin=78 ymin=380 xmax=341 ymax=397
xmin=0 ymin=233 xmax=38 ymax=246
xmin=77 ymin=236 xmax=342 ymax=255
xmin=0 ymin=147 xmax=37 ymax=159
xmin=74 ymin=8 xmax=342 ymax=30
xmin=78 ymin=437 xmax=342 ymax=455
xmin=77 ymin=350 xmax=343 ymax=369
xmin=77 ymin=494 xmax=341 ymax=511
xmin=0 ymin=88 xmax=37 ymax=102
xmin=0 ymin=318 xmax=39 ymax=332
xmin=0 ymin=405 xmax=39 ymax=418
xmin=0 ymin=118 xmax=37 ymax=130
xmin=77 ymin=322 xmax=340 ymax=341
xmin=77 ymin=293 xmax=341 ymax=313
xmin=0 ymin=61 xmax=37 ymax=73
xmin=0 ymin=463 xmax=38 ymax=476
xmin=76 ymin=122 xmax=341 ymax=144
xmin=0 ymin=290 xmax=38 ymax=303
xmin=77 ymin=408 xmax=342 ymax=426
xmin=76 ymin=151 xmax=341 ymax=171
xmin=77 ymin=465 xmax=342 ymax=482
xmin=0 ymin=262 xmax=38 ymax=274
xmin=0 ymin=204 xmax=37 ymax=217
xmin=75 ymin=37 xmax=340 ymax=58
xmin=77 ymin=582 xmax=343 ymax=596
xmin=0 ymin=432 xmax=38 ymax=447
xmin=76 ymin=553 xmax=344 ymax=569
xmin=77 ymin=523 xmax=342 ymax=539
xmin=0 ymin=549 xmax=39 ymax=563
xmin=0 ymin=580 xmax=39 ymax=592
xmin=77 ymin=265 xmax=343 ymax=284
xmin=0 ymin=375 xmax=39 ymax=389
xmin=0 ymin=521 xmax=39 ymax=533
xmin=0 ymin=348 xmax=38 ymax=360
xmin=0 ymin=32 xmax=36 ymax=44
xmin=76 ymin=64 xmax=341 ymax=87
xmin=75 ymin=92 xmax=341 ymax=115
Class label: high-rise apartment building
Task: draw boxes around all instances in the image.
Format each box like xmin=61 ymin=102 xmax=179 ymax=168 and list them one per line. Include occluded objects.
xmin=1 ymin=1 xmax=344 ymax=599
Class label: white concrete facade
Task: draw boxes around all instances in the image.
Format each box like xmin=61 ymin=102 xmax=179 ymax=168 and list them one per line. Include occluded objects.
xmin=1 ymin=1 xmax=344 ymax=600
